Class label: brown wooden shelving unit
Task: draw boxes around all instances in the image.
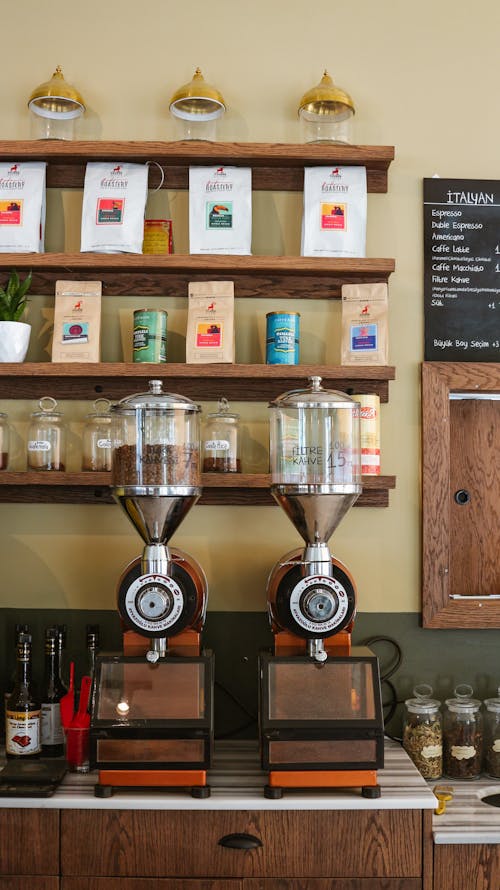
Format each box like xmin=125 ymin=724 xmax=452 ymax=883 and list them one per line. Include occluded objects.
xmin=0 ymin=140 xmax=396 ymax=507
xmin=0 ymin=471 xmax=396 ymax=507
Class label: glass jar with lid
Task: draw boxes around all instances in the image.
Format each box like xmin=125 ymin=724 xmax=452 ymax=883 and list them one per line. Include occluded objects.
xmin=0 ymin=412 xmax=9 ymax=470
xmin=484 ymin=688 xmax=500 ymax=778
xmin=402 ymin=684 xmax=442 ymax=780
xmin=82 ymin=399 xmax=113 ymax=472
xmin=110 ymin=379 xmax=200 ymax=488
xmin=202 ymin=398 xmax=240 ymax=473
xmin=443 ymin=684 xmax=483 ymax=779
xmin=269 ymin=375 xmax=361 ymax=488
xmin=27 ymin=397 xmax=66 ymax=471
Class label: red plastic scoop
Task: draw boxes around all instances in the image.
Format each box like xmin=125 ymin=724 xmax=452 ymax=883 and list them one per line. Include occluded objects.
xmin=71 ymin=675 xmax=92 ymax=728
xmin=60 ymin=661 xmax=75 ymax=729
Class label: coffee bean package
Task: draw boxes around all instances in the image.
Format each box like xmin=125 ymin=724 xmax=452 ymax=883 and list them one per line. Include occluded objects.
xmin=189 ymin=166 xmax=252 ymax=255
xmin=81 ymin=162 xmax=148 ymax=253
xmin=341 ymin=283 xmax=389 ymax=366
xmin=0 ymin=161 xmax=46 ymax=253
xmin=301 ymin=165 xmax=367 ymax=258
xmin=186 ymin=281 xmax=234 ymax=363
xmin=52 ymin=280 xmax=102 ymax=362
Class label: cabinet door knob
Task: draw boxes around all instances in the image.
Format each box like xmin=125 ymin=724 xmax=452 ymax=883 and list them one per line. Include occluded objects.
xmin=454 ymin=488 xmax=471 ymax=505
xmin=218 ymin=832 xmax=263 ymax=850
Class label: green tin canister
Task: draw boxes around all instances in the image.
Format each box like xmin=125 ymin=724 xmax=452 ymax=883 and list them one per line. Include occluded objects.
xmin=133 ymin=309 xmax=167 ymax=363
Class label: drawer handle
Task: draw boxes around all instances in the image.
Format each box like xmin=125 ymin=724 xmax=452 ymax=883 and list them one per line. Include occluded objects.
xmin=218 ymin=832 xmax=263 ymax=850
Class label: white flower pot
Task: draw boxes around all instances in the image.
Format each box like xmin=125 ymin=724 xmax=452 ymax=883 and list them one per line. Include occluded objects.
xmin=0 ymin=321 xmax=31 ymax=362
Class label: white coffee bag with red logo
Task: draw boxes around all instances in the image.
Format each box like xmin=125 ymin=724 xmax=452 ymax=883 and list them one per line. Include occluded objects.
xmin=301 ymin=165 xmax=366 ymax=257
xmin=81 ymin=162 xmax=148 ymax=253
xmin=189 ymin=166 xmax=252 ymax=255
xmin=0 ymin=161 xmax=46 ymax=253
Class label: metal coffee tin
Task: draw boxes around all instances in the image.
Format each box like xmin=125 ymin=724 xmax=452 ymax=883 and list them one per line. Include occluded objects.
xmin=266 ymin=311 xmax=300 ymax=365
xmin=133 ymin=309 xmax=167 ymax=363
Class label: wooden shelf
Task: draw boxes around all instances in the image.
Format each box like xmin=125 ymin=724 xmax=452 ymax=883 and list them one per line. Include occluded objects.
xmin=0 ymin=253 xmax=395 ymax=299
xmin=0 ymin=140 xmax=395 ymax=193
xmin=0 ymin=362 xmax=395 ymax=402
xmin=0 ymin=471 xmax=396 ymax=507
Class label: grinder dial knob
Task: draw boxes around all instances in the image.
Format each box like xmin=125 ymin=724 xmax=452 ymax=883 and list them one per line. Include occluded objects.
xmin=301 ymin=587 xmax=337 ymax=623
xmin=273 ymin=560 xmax=356 ymax=639
xmin=136 ymin=586 xmax=172 ymax=621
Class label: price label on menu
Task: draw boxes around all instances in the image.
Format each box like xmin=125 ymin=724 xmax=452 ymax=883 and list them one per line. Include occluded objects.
xmin=423 ymin=178 xmax=500 ymax=361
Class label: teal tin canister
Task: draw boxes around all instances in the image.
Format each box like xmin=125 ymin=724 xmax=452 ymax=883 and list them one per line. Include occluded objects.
xmin=266 ymin=311 xmax=300 ymax=365
xmin=133 ymin=309 xmax=167 ymax=363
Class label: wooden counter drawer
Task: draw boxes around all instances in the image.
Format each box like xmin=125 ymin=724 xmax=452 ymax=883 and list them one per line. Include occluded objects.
xmin=62 ymin=881 xmax=242 ymax=889
xmin=0 ymin=881 xmax=58 ymax=890
xmin=0 ymin=809 xmax=59 ymax=875
xmin=434 ymin=844 xmax=500 ymax=890
xmin=61 ymin=809 xmax=422 ymax=879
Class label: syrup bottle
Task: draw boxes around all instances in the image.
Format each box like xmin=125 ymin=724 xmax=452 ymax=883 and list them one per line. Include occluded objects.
xmin=5 ymin=632 xmax=41 ymax=759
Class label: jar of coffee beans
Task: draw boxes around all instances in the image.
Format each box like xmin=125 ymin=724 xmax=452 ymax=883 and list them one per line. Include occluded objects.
xmin=484 ymin=689 xmax=500 ymax=778
xmin=443 ymin=684 xmax=483 ymax=780
xmin=403 ymin=684 xmax=442 ymax=780
xmin=110 ymin=379 xmax=200 ymax=488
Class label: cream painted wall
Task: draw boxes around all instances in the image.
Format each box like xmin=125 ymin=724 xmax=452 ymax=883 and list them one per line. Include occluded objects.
xmin=0 ymin=0 xmax=498 ymax=612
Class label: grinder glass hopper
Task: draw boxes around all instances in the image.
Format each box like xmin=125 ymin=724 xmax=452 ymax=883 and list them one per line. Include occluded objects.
xmin=110 ymin=379 xmax=202 ymax=649
xmin=269 ymin=375 xmax=361 ymax=556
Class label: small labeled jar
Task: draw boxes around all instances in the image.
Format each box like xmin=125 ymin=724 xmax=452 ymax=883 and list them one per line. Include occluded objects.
xmin=82 ymin=399 xmax=112 ymax=471
xmin=484 ymin=689 xmax=500 ymax=778
xmin=443 ymin=684 xmax=483 ymax=779
xmin=0 ymin=412 xmax=9 ymax=470
xmin=403 ymin=684 xmax=442 ymax=780
xmin=202 ymin=398 xmax=240 ymax=473
xmin=27 ymin=397 xmax=66 ymax=471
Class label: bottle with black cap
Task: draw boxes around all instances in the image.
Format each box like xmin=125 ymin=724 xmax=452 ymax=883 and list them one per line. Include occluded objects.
xmin=41 ymin=626 xmax=67 ymax=757
xmin=5 ymin=632 xmax=41 ymax=759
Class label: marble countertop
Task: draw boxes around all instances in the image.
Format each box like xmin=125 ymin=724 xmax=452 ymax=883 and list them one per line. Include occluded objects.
xmin=431 ymin=775 xmax=500 ymax=844
xmin=0 ymin=738 xmax=435 ymax=811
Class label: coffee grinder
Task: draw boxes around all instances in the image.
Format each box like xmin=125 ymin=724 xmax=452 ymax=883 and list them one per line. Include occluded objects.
xmin=260 ymin=377 xmax=384 ymax=798
xmin=90 ymin=380 xmax=213 ymax=798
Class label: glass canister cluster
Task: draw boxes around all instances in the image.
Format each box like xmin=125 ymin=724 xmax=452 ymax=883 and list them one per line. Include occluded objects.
xmin=403 ymin=682 xmax=500 ymax=781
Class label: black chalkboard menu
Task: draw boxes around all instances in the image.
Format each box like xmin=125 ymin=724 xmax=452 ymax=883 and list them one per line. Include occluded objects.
xmin=424 ymin=177 xmax=500 ymax=360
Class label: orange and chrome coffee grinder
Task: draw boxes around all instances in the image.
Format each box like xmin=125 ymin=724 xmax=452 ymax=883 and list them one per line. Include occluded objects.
xmin=260 ymin=376 xmax=384 ymax=799
xmin=90 ymin=380 xmax=213 ymax=798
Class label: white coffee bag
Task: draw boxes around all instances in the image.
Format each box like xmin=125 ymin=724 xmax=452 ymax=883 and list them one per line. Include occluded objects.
xmin=81 ymin=162 xmax=148 ymax=253
xmin=0 ymin=161 xmax=46 ymax=253
xmin=189 ymin=166 xmax=252 ymax=255
xmin=301 ymin=165 xmax=367 ymax=258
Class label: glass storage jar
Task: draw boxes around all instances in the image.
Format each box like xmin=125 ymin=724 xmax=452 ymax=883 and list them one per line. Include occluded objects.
xmin=443 ymin=684 xmax=483 ymax=779
xmin=82 ymin=399 xmax=112 ymax=471
xmin=110 ymin=379 xmax=200 ymax=488
xmin=484 ymin=689 xmax=500 ymax=778
xmin=0 ymin=412 xmax=9 ymax=470
xmin=403 ymin=684 xmax=442 ymax=780
xmin=202 ymin=398 xmax=240 ymax=473
xmin=27 ymin=397 xmax=66 ymax=471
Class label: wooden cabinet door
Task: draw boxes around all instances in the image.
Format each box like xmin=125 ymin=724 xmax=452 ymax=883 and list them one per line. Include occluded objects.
xmin=61 ymin=809 xmax=421 ymax=879
xmin=0 ymin=809 xmax=59 ymax=875
xmin=434 ymin=844 xmax=500 ymax=890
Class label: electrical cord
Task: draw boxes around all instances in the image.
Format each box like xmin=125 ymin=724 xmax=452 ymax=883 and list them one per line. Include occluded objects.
xmin=359 ymin=635 xmax=404 ymax=741
xmin=214 ymin=679 xmax=258 ymax=740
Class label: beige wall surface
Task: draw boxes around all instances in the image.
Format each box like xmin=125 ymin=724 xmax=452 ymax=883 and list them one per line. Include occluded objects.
xmin=0 ymin=0 xmax=498 ymax=612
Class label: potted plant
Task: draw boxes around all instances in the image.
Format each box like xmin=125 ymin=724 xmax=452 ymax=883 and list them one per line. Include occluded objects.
xmin=0 ymin=269 xmax=32 ymax=362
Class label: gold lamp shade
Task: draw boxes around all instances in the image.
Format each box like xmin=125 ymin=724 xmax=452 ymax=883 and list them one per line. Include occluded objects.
xmin=298 ymin=71 xmax=354 ymax=122
xmin=169 ymin=68 xmax=226 ymax=121
xmin=28 ymin=66 xmax=85 ymax=119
